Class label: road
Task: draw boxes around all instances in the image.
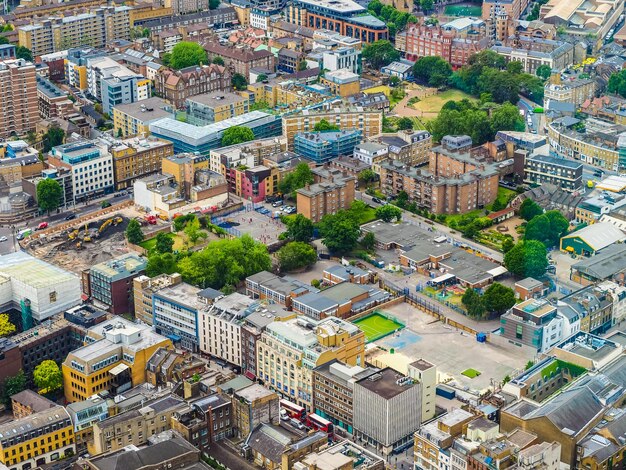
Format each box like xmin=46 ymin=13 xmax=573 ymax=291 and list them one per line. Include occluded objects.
xmin=0 ymin=191 xmax=132 ymax=256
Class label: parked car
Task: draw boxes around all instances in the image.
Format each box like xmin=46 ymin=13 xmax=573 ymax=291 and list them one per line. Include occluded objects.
xmin=290 ymin=418 xmax=305 ymax=430
xmin=36 ymin=222 xmax=48 ymax=230
xmin=285 ymin=206 xmax=296 ymax=214
xmin=65 ymin=214 xmax=77 ymax=220
xmin=272 ymin=200 xmax=284 ymax=207
xmin=372 ymin=197 xmax=382 ymax=204
xmin=0 ymin=236 xmax=7 ymax=242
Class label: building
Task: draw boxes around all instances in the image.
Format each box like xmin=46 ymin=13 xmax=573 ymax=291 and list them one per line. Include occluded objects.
xmin=155 ymin=64 xmax=232 ymax=109
xmin=353 ymin=368 xmax=421 ymax=455
xmin=0 ymin=59 xmax=38 ymax=140
xmin=171 ymin=394 xmax=233 ymax=452
xmin=499 ymin=299 xmax=563 ymax=353
xmin=482 ymin=0 xmax=531 ymax=21
xmin=524 ymin=154 xmax=583 ymax=192
xmin=10 ymin=390 xmax=56 ymax=419
xmin=0 ymin=338 xmax=22 ymax=387
xmin=257 ymin=316 xmax=365 ymax=410
xmin=0 ymin=251 xmax=81 ymax=324
xmin=323 ymin=265 xmax=371 ymax=285
xmin=407 ymin=359 xmax=437 ymax=423
xmin=312 ymin=360 xmax=378 ymax=434
xmin=133 ymin=273 xmax=183 ymax=325
xmin=101 ymin=74 xmax=152 ymax=115
xmin=369 ymin=130 xmax=432 ymax=167
xmin=153 ymin=282 xmax=206 ymax=352
xmin=296 ymin=440 xmax=384 ymax=469
xmin=570 ymin=243 xmax=626 ymax=285
xmin=381 ymin=60 xmax=414 ymax=80
xmin=320 ymin=69 xmax=360 ymax=97
xmin=397 ymin=22 xmax=489 ymax=67
xmin=296 ymin=169 xmax=355 ymax=223
xmin=47 ymin=140 xmax=114 ymax=203
xmin=286 ymin=0 xmax=387 ymax=43
xmin=0 ymin=405 xmax=74 ymax=470
xmin=322 ymin=47 xmax=361 ymax=74
xmin=245 ymin=271 xmax=317 ymax=309
xmin=186 ymin=92 xmax=250 ymax=125
xmin=379 ymin=136 xmax=499 ymax=214
xmin=62 ymin=317 xmax=173 ymax=403
xmin=559 ymin=285 xmax=614 ymax=335
xmin=37 ymin=76 xmax=73 ymax=120
xmin=84 ymin=254 xmax=147 ymax=315
xmin=575 ymin=192 xmax=626 ymax=225
xmin=150 ymin=111 xmax=282 ymax=155
xmin=226 ymin=165 xmax=280 ymax=203
xmin=110 ymin=136 xmax=174 ymax=190
xmin=146 ymin=347 xmax=206 ymax=387
xmin=112 ymin=97 xmax=173 ymax=138
xmin=89 ymin=395 xmax=185 ymax=455
xmin=230 ymin=384 xmax=280 ymax=438
xmin=294 ymin=130 xmax=362 ymax=164
xmin=203 ymin=43 xmax=275 ymax=80
xmin=282 ymin=107 xmax=382 ymax=148
xmin=515 ymin=277 xmax=547 ymax=301
xmin=544 ymin=76 xmax=596 ymax=108
xmin=66 ymin=395 xmax=110 ymax=453
xmin=134 ymin=7 xmax=238 ymax=32
xmin=577 ymin=409 xmax=626 ymax=469
xmin=560 ymin=222 xmax=626 ymax=256
xmin=491 ymin=38 xmax=576 ymax=75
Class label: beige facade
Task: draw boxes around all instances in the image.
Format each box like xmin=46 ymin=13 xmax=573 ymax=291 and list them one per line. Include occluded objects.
xmin=110 ymin=137 xmax=174 ymax=190
xmin=0 ymin=59 xmax=38 ymax=139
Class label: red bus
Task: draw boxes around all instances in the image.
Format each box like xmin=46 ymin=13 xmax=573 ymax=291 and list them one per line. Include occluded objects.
xmin=280 ymin=399 xmax=305 ymax=420
xmin=307 ymin=413 xmax=334 ymax=435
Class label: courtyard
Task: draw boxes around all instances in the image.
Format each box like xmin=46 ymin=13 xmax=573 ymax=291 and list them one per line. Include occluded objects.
xmin=211 ymin=204 xmax=286 ymax=245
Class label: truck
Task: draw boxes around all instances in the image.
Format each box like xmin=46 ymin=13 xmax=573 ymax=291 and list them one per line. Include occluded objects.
xmin=144 ymin=215 xmax=157 ymax=225
xmin=16 ymin=228 xmax=33 ymax=240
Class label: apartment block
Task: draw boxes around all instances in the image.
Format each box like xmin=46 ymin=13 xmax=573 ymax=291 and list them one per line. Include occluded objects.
xmin=133 ymin=273 xmax=183 ymax=325
xmin=84 ymin=254 xmax=147 ymax=315
xmin=491 ymin=37 xmax=576 ymax=75
xmin=112 ymin=97 xmax=172 ymax=138
xmin=186 ymin=92 xmax=250 ymax=125
xmin=322 ymin=47 xmax=361 ymax=73
xmin=62 ymin=317 xmax=173 ymax=403
xmin=37 ymin=76 xmax=73 ymax=120
xmin=257 ymin=316 xmax=365 ymax=410
xmin=203 ymin=43 xmax=274 ymax=80
xmin=296 ymin=167 xmax=356 ymax=223
xmin=320 ymin=69 xmax=360 ymax=97
xmin=407 ymin=359 xmax=437 ymax=423
xmin=524 ymin=154 xmax=583 ymax=192
xmin=227 ymin=165 xmax=280 ymax=203
xmin=155 ymin=64 xmax=232 ymax=110
xmin=482 ymin=0 xmax=531 ymax=21
xmin=294 ymin=130 xmax=362 ymax=164
xmin=544 ymin=76 xmax=596 ymax=108
xmin=282 ymin=107 xmax=383 ymax=149
xmin=370 ymin=130 xmax=432 ymax=167
xmin=0 ymin=59 xmax=38 ymax=140
xmin=110 ymin=136 xmax=174 ymax=190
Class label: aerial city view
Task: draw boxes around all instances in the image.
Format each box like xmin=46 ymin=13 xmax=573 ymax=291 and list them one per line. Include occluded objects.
xmin=0 ymin=0 xmax=624 ymax=468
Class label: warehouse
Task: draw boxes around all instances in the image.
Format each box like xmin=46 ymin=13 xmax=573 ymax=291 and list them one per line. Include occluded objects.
xmin=560 ymin=222 xmax=625 ymax=256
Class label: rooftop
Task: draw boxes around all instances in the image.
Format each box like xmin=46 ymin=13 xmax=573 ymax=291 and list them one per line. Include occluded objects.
xmin=113 ymin=97 xmax=172 ymax=121
xmin=355 ymin=367 xmax=417 ymax=400
xmin=186 ymin=92 xmax=248 ymax=107
xmin=91 ymin=253 xmax=146 ymax=280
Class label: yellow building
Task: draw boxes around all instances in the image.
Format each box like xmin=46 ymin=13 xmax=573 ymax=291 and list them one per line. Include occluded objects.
xmin=112 ymin=97 xmax=173 ymax=138
xmin=65 ymin=60 xmax=89 ymax=91
xmin=319 ymin=69 xmax=360 ymax=97
xmin=62 ymin=317 xmax=173 ymax=403
xmin=231 ymin=1 xmax=250 ymax=26
xmin=257 ymin=316 xmax=365 ymax=411
xmin=0 ymin=405 xmax=75 ymax=469
xmin=246 ymin=80 xmax=327 ymax=110
xmin=282 ymin=107 xmax=383 ymax=148
xmin=161 ymin=153 xmax=210 ymax=199
xmin=110 ymin=137 xmax=174 ymax=190
xmin=185 ymin=92 xmax=250 ymax=125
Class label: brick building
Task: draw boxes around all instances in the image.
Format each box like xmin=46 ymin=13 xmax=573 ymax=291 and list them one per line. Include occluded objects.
xmin=155 ymin=64 xmax=232 ymax=109
xmin=0 ymin=59 xmax=38 ymax=139
xmin=203 ymin=42 xmax=275 ymax=80
xmin=296 ymin=167 xmax=356 ymax=223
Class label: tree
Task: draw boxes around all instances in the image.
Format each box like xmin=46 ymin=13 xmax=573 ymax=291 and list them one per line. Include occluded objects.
xmin=461 ymin=288 xmax=485 ymax=318
xmin=348 ymin=200 xmax=368 ymax=224
xmin=536 ymin=64 xmax=552 ymax=80
xmin=362 ymin=40 xmax=400 ymax=69
xmin=42 ymin=124 xmax=65 ymax=152
xmin=212 ymin=56 xmax=224 ymax=65
xmin=504 ymin=240 xmax=548 ymax=278
xmin=506 ymin=61 xmax=524 ymax=75
xmin=502 ymin=237 xmax=515 ymax=253
xmin=125 ymin=219 xmax=144 ymax=244
xmin=284 ymin=214 xmax=314 ymax=242
xmin=491 ymin=102 xmax=526 ymax=133
xmin=389 ymin=75 xmax=401 ymax=87
xmin=482 ymin=283 xmax=515 ymax=315
xmin=395 ymin=190 xmax=408 ymax=208
xmin=169 ymin=42 xmax=208 ymax=70
xmin=413 ymin=56 xmax=452 ymax=87
xmin=277 ymin=242 xmax=317 ymax=272
xmin=396 ymin=117 xmax=414 ymax=130
xmin=155 ymin=232 xmax=174 ymax=253
xmin=256 ymin=73 xmax=268 ymax=83
xmin=318 ymin=210 xmax=361 ymax=254
xmin=518 ymin=198 xmax=543 ymax=221
xmin=221 ymin=126 xmax=255 ymax=146
xmin=525 ymin=211 xmax=569 ymax=247
xmin=146 ymin=252 xmax=178 ymax=277
xmin=184 ymin=217 xmax=207 ymax=244
xmin=0 ymin=313 xmax=15 ymax=337
xmin=36 ymin=179 xmax=63 ymax=214
xmin=420 ymin=0 xmax=433 ymax=11
xmin=375 ymin=204 xmax=402 ymax=222
xmin=278 ymin=162 xmax=314 ymax=198
xmin=209 ymin=0 xmax=219 ymax=8
xmin=358 ymin=169 xmax=377 ymax=187
xmin=231 ymin=73 xmax=248 ymax=90
xmin=313 ymin=119 xmax=340 ymax=131
xmin=297 ymin=59 xmax=308 ymax=71
xmin=362 ymin=231 xmax=376 ymax=251
xmin=1 ymin=371 xmax=26 ymax=406
xmin=33 ymin=360 xmax=63 ymax=394
xmin=0 ymin=37 xmax=8 ymax=45
xmin=173 ymin=213 xmax=196 ymax=231
xmin=15 ymin=46 xmax=33 ymax=61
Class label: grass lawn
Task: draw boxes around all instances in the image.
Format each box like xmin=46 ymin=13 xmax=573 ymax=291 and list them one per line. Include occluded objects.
xmin=461 ymin=368 xmax=482 ymax=378
xmin=139 ymin=232 xmax=186 ymax=254
xmin=362 ymin=85 xmax=391 ymax=97
xmin=353 ymin=312 xmax=404 ymax=342
xmin=445 ymin=5 xmax=482 ymax=16
xmin=358 ymin=206 xmax=377 ymax=225
xmin=411 ymin=89 xmax=477 ymax=115
xmin=486 ymin=187 xmax=516 ymax=211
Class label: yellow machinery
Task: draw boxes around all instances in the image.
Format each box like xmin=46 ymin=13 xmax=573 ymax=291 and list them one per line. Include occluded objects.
xmin=68 ymin=229 xmax=79 ymax=240
xmin=99 ymin=218 xmax=113 ymax=233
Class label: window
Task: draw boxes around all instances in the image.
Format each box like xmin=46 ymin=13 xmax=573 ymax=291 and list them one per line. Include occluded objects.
xmin=516 ymin=325 xmax=523 ymax=340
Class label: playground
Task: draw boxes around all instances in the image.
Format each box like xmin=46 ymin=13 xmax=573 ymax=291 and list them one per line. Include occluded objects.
xmin=352 ymin=311 xmax=405 ymax=343
xmin=211 ymin=204 xmax=285 ymax=244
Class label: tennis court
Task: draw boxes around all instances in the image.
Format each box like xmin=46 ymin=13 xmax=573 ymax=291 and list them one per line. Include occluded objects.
xmin=353 ymin=312 xmax=405 ymax=343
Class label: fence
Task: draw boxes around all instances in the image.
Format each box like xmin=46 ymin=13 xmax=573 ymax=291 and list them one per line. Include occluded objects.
xmin=211 ymin=207 xmax=243 ymax=238
xmin=346 ymin=296 xmax=405 ymax=322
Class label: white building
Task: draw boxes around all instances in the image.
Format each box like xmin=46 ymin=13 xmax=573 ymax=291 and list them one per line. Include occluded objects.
xmin=152 ymin=282 xmax=204 ymax=351
xmin=407 ymin=359 xmax=437 ymax=423
xmin=353 ymin=141 xmax=388 ymax=165
xmin=199 ymin=293 xmax=257 ymax=366
xmin=86 ymin=56 xmax=149 ymax=103
xmin=0 ymin=251 xmax=81 ymax=323
xmin=322 ymin=47 xmax=361 ymax=74
xmin=597 ymin=280 xmax=626 ymax=326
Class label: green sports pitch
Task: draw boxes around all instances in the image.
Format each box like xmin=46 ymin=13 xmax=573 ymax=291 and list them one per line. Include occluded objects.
xmin=352 ymin=312 xmax=405 ymax=343
xmin=444 ymin=5 xmax=482 ymax=16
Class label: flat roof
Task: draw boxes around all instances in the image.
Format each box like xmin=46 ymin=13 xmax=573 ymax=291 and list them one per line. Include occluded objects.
xmin=355 ymin=367 xmax=417 ymax=400
xmin=186 ymin=92 xmax=248 ymax=107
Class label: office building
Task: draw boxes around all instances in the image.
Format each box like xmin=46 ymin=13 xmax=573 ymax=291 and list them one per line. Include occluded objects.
xmin=66 ymin=395 xmax=110 ymax=453
xmin=257 ymin=316 xmax=365 ymax=410
xmin=101 ymin=75 xmax=152 ymax=115
xmin=47 ymin=140 xmax=115 ymax=203
xmin=155 ymin=64 xmax=232 ymax=109
xmin=36 ymin=76 xmax=73 ymax=120
xmin=0 ymin=59 xmax=38 ymax=140
xmin=62 ymin=317 xmax=173 ymax=403
xmin=112 ymin=97 xmax=173 ymax=138
xmin=84 ymin=254 xmax=147 ymax=315
xmin=186 ymin=92 xmax=250 ymax=125
xmin=245 ymin=271 xmax=317 ymax=309
xmin=320 ymin=69 xmax=360 ymax=97
xmin=0 ymin=406 xmax=74 ymax=469
xmin=353 ymin=368 xmax=421 ymax=455
xmin=286 ymin=0 xmax=387 ymax=43
xmin=575 ymin=192 xmax=626 ymax=225
xmin=499 ymin=299 xmax=563 ymax=353
xmin=133 ymin=273 xmax=184 ymax=325
xmin=294 ymin=130 xmax=362 ymax=164
xmin=283 ymin=107 xmax=382 ymax=149
xmin=524 ymin=154 xmax=583 ymax=192
xmin=110 ymin=136 xmax=174 ymax=190
xmin=322 ymin=47 xmax=361 ymax=74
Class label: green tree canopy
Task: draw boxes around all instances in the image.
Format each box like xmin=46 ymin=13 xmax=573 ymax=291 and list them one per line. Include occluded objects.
xmin=396 ymin=117 xmax=414 ymax=130
xmin=361 ymin=231 xmax=376 ymax=251
xmin=169 ymin=42 xmax=208 ymax=70
xmin=525 ymin=210 xmax=569 ymax=247
xmin=607 ymin=69 xmax=626 ymax=99
xmin=504 ymin=240 xmax=548 ymax=278
xmin=536 ymin=64 xmax=552 ymax=80
xmin=15 ymin=46 xmax=33 ymax=62
xmin=42 ymin=124 xmax=65 ymax=152
xmin=221 ymin=126 xmax=255 ymax=146
xmin=232 ymin=73 xmax=248 ymax=90
xmin=0 ymin=313 xmax=16 ymax=337
xmin=413 ymin=56 xmax=453 ymax=87
xmin=461 ymin=288 xmax=486 ymax=318
xmin=519 ymin=198 xmax=543 ymax=221
xmin=375 ymin=204 xmax=402 ymax=222
xmin=358 ymin=168 xmax=377 ymax=186
xmin=155 ymin=232 xmax=174 ymax=253
xmin=33 ymin=360 xmax=63 ymax=394
xmin=491 ymin=102 xmax=526 ymax=132
xmin=184 ymin=217 xmax=207 ymax=244
xmin=278 ymin=242 xmax=317 ymax=272
xmin=318 ymin=210 xmax=361 ymax=254
xmin=36 ymin=179 xmax=63 ymax=214
xmin=284 ymin=214 xmax=314 ymax=242
xmin=125 ymin=219 xmax=144 ymax=244
xmin=146 ymin=252 xmax=178 ymax=277
xmin=362 ymin=40 xmax=400 ymax=69
xmin=313 ymin=119 xmax=340 ymax=131
xmin=212 ymin=56 xmax=225 ymax=65
xmin=278 ymin=162 xmax=314 ymax=197
xmin=482 ymin=282 xmax=516 ymax=315
xmin=256 ymin=73 xmax=268 ymax=83
xmin=1 ymin=371 xmax=26 ymax=406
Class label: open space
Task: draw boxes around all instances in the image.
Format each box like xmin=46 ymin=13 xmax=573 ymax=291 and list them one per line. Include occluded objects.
xmin=353 ymin=311 xmax=405 ymax=342
xmin=139 ymin=232 xmax=186 ymax=254
xmin=444 ymin=4 xmax=482 ymax=16
xmin=409 ymin=89 xmax=477 ymax=120
xmin=369 ymin=302 xmax=532 ymax=392
xmin=212 ymin=204 xmax=286 ymax=244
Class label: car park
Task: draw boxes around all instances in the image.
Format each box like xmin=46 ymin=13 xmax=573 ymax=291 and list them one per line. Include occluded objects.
xmin=272 ymin=200 xmax=284 ymax=207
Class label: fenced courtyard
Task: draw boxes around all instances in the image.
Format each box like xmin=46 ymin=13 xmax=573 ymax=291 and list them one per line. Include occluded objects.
xmin=211 ymin=204 xmax=285 ymax=244
xmin=352 ymin=311 xmax=405 ymax=343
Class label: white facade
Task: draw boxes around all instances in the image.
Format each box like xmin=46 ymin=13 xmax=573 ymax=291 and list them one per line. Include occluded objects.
xmin=250 ymin=11 xmax=271 ymax=30
xmin=323 ymin=47 xmax=360 ymax=73
xmin=353 ymin=142 xmax=388 ymax=165
xmin=597 ymin=281 xmax=626 ymax=326
xmin=540 ymin=315 xmax=564 ymax=353
xmin=70 ymin=151 xmax=114 ymax=200
xmin=86 ymin=56 xmax=143 ymax=100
